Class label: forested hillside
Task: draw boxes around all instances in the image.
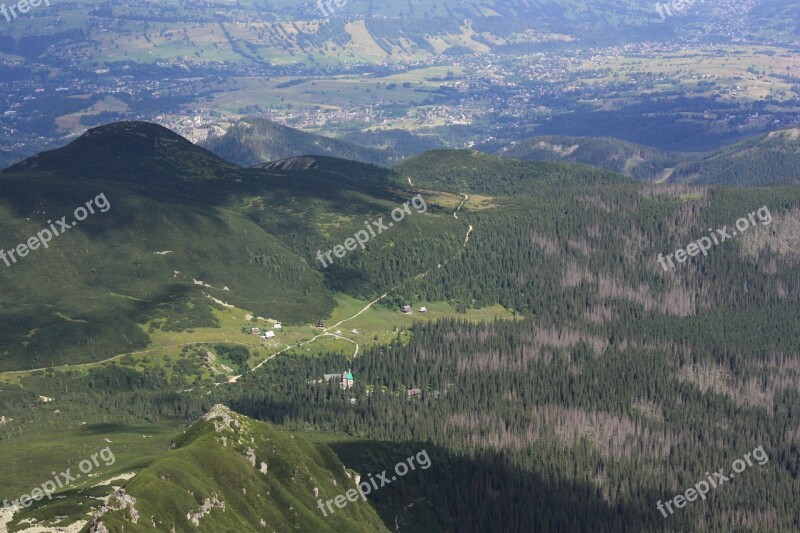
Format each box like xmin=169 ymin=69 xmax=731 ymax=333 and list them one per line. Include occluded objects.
xmin=219 ymin=182 xmax=800 ymax=531
xmin=496 ymin=128 xmax=800 ymax=186
xmin=201 ymin=118 xmax=398 ymax=168
xmin=395 ymin=149 xmax=627 ymax=195
xmin=671 ymin=127 xmax=800 ymax=186
xmin=222 ymin=308 xmax=800 ymax=531
xmin=496 ymin=135 xmax=690 ymax=181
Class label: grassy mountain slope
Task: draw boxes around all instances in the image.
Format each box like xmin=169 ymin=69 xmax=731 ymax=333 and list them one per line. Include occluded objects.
xmin=0 ymin=123 xmax=465 ymax=371
xmin=670 ymin=127 xmax=800 ymax=186
xmin=201 ymin=118 xmax=399 ymax=168
xmin=0 ymin=0 xmax=793 ymax=100
xmin=395 ymin=149 xmax=628 ymax=195
xmin=2 ymin=0 xmax=794 ymax=80
xmin=7 ymin=121 xmax=794 ymax=374
xmin=496 ymin=135 xmax=690 ymax=182
xmin=0 ymin=173 xmax=332 ymax=371
xmin=89 ymin=405 xmax=388 ymax=532
xmin=0 ymin=1 xmax=675 ymax=74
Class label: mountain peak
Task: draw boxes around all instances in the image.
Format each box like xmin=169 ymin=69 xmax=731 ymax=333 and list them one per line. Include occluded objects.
xmin=89 ymin=406 xmax=388 ymax=532
xmin=4 ymin=121 xmax=239 ymax=187
xmin=201 ymin=115 xmax=396 ymax=168
xmin=82 ymin=120 xmax=182 ymax=139
xmin=201 ymin=403 xmax=240 ymax=427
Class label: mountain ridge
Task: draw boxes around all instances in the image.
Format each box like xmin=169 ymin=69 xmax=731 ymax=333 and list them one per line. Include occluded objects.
xmin=495 ymin=127 xmax=800 ymax=186
xmin=496 ymin=134 xmax=692 ymax=182
xmin=396 ymin=148 xmax=630 ymax=194
xmin=88 ymin=404 xmax=388 ymax=532
xmin=0 ymin=121 xmax=459 ymax=371
xmin=670 ymin=127 xmax=800 ymax=186
xmin=201 ymin=118 xmax=400 ymax=169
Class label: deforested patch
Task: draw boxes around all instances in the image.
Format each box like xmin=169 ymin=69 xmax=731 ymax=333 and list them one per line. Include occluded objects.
xmin=740 ymin=207 xmax=800 ymax=264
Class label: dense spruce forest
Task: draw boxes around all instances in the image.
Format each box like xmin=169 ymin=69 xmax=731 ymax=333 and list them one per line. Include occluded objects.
xmin=496 ymin=135 xmax=690 ymax=181
xmin=220 ymin=317 xmax=800 ymax=531
xmin=214 ymin=181 xmax=800 ymax=530
xmin=671 ymin=128 xmax=800 ymax=186
xmin=394 ymin=150 xmax=627 ymax=195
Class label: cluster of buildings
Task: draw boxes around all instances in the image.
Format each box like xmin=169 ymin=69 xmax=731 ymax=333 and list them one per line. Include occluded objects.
xmin=322 ymin=370 xmax=355 ymax=390
xmin=251 ymin=322 xmax=281 ymax=340
xmin=318 ymin=370 xmax=422 ymax=399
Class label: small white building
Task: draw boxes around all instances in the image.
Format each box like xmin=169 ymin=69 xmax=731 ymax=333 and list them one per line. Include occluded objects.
xmin=419 ymin=307 xmax=428 ymax=313
xmin=264 ymin=331 xmax=276 ymax=339
xmin=274 ymin=323 xmax=282 ymax=329
xmin=251 ymin=327 xmax=261 ymax=335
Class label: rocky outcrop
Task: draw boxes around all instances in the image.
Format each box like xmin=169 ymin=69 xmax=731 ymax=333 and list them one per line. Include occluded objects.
xmin=186 ymin=493 xmax=225 ymax=526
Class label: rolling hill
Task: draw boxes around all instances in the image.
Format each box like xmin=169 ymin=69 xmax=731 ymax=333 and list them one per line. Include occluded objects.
xmin=497 ymin=128 xmax=800 ymax=186
xmin=496 ymin=135 xmax=690 ymax=182
xmin=669 ymin=127 xmax=800 ymax=186
xmin=200 ymin=118 xmax=399 ymax=168
xmin=395 ymin=149 xmax=628 ymax=195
